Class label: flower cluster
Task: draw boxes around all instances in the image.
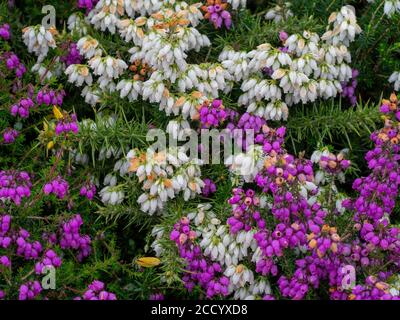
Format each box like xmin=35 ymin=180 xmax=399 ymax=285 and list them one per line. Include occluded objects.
xmin=2 ymin=52 xmax=26 ymax=78
xmin=2 ymin=128 xmax=19 ymax=144
xmin=201 ymin=0 xmax=232 ymax=29
xmin=199 ymin=99 xmax=228 ymax=128
xmin=0 ymin=23 xmax=10 ymax=40
xmin=55 ymin=113 xmax=79 ymax=136
xmin=16 ymin=229 xmax=43 ymax=260
xmin=0 ymin=210 xmax=100 ymax=300
xmin=80 ymin=182 xmax=96 ymax=200
xmin=0 ymin=170 xmax=32 ymax=205
xmin=0 ymin=215 xmax=11 ymax=248
xmin=344 ymin=94 xmax=400 ymax=222
xmin=170 ymin=216 xmax=230 ymax=298
xmin=76 ymin=280 xmax=117 ymax=300
xmin=341 ymin=69 xmax=359 ymax=105
xmin=10 ymin=98 xmax=35 ymax=118
xmin=43 ymin=176 xmax=69 ymax=199
xmin=36 ymin=89 xmax=66 ymax=106
xmin=367 ymin=0 xmax=400 ymax=17
xmin=389 ymin=71 xmax=400 ymax=91
xmin=61 ymin=42 xmax=83 ymax=67
xmin=265 ymin=2 xmax=293 ymax=22
xmin=22 ymin=25 xmax=57 ymax=60
xmin=217 ymin=6 xmax=362 ymax=121
xmin=19 ymin=281 xmax=42 ymax=300
xmin=128 ymin=147 xmax=204 ymax=215
xmin=77 ymin=0 xmax=98 ymax=13
xmin=59 ymin=214 xmax=91 ymax=261
xmin=202 ymin=178 xmax=217 ymax=197
xmin=34 ymin=249 xmax=62 ymax=274
xmin=150 ymin=93 xmax=400 ymax=300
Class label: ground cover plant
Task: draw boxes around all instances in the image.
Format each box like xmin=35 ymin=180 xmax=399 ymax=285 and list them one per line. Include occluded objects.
xmin=0 ymin=0 xmax=400 ymax=300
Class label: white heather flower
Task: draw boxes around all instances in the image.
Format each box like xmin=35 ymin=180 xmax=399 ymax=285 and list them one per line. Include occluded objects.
xmin=150 ymin=225 xmax=165 ymax=257
xmin=65 ymin=64 xmax=93 ymax=86
xmin=265 ymin=3 xmax=293 ymax=22
xmin=177 ymin=64 xmax=232 ymax=97
xmin=114 ymin=159 xmax=130 ymax=176
xmin=124 ymin=0 xmax=164 ymax=16
xmin=31 ymin=62 xmax=53 ymax=80
xmin=233 ymin=279 xmax=272 ymax=300
xmin=22 ymin=25 xmax=57 ymax=59
xmin=127 ymin=147 xmax=203 ymax=214
xmin=81 ymin=85 xmax=101 ymax=105
xmin=137 ymin=192 xmax=164 ymax=215
xmin=77 ymin=36 xmax=102 ymax=59
xmin=227 ymin=0 xmax=247 ymax=10
xmin=67 ymin=14 xmax=88 ymax=36
xmin=166 ymin=118 xmax=191 ymax=140
xmin=88 ymin=0 xmax=124 ymax=34
xmin=225 ymin=145 xmax=264 ymax=182
xmin=322 ymin=5 xmax=362 ymax=46
xmin=116 ymin=78 xmax=143 ymax=101
xmin=389 ymin=71 xmax=400 ymax=91
xmin=225 ymin=264 xmax=255 ymax=289
xmin=103 ymin=173 xmax=118 ymax=187
xmin=117 ymin=17 xmax=147 ymax=44
xmin=99 ymin=186 xmax=125 ymax=205
xmin=128 ymin=11 xmax=210 ymax=79
xmin=70 ymin=149 xmax=89 ymax=165
xmin=174 ymin=2 xmax=204 ymax=27
xmin=187 ymin=204 xmax=214 ymax=226
xmin=382 ymin=0 xmax=400 ymax=16
xmin=219 ymin=47 xmax=250 ymax=82
xmin=89 ymin=56 xmax=128 ymax=79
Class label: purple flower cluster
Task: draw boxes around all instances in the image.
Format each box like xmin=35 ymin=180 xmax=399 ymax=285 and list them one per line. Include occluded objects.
xmin=0 ymin=255 xmax=11 ymax=268
xmin=10 ymin=97 xmax=34 ymax=118
xmin=76 ymin=280 xmax=117 ymax=300
xmin=0 ymin=23 xmax=10 ymax=40
xmin=202 ymin=178 xmax=216 ymax=197
xmin=60 ymin=214 xmax=91 ymax=261
xmin=343 ymin=94 xmax=400 ymax=222
xmin=341 ymin=69 xmax=359 ymax=105
xmin=36 ymin=88 xmax=66 ymax=106
xmin=170 ymin=217 xmax=230 ymax=298
xmin=222 ymin=94 xmax=400 ymax=300
xmin=0 ymin=211 xmax=97 ymax=299
xmin=226 ymin=112 xmax=285 ymax=152
xmin=55 ymin=113 xmax=79 ymax=136
xmin=43 ymin=176 xmax=69 ymax=199
xmin=319 ymin=152 xmax=351 ymax=174
xmin=278 ymin=257 xmax=324 ymax=300
xmin=16 ymin=228 xmax=43 ymax=259
xmin=0 ymin=170 xmax=32 ymax=205
xmin=79 ymin=182 xmax=96 ymax=200
xmin=77 ymin=0 xmax=98 ymax=13
xmin=228 ymin=188 xmax=261 ymax=233
xmin=2 ymin=128 xmax=19 ymax=144
xmin=199 ymin=99 xmax=228 ymax=128
xmin=3 ymin=52 xmax=26 ymax=78
xmin=34 ymin=249 xmax=62 ymax=274
xmin=0 ymin=215 xmax=11 ymax=248
xmin=19 ymin=281 xmax=42 ymax=300
xmin=61 ymin=42 xmax=83 ymax=67
xmin=149 ymin=292 xmax=165 ymax=300
xmin=202 ymin=1 xmax=232 ymax=29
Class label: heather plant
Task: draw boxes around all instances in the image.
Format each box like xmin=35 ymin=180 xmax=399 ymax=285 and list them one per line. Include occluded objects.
xmin=0 ymin=0 xmax=399 ymax=301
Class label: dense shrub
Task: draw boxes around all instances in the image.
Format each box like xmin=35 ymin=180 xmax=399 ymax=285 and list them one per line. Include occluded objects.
xmin=0 ymin=0 xmax=399 ymax=300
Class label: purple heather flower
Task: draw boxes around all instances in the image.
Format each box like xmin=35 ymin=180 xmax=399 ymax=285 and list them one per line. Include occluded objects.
xmin=0 ymin=24 xmax=10 ymax=40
